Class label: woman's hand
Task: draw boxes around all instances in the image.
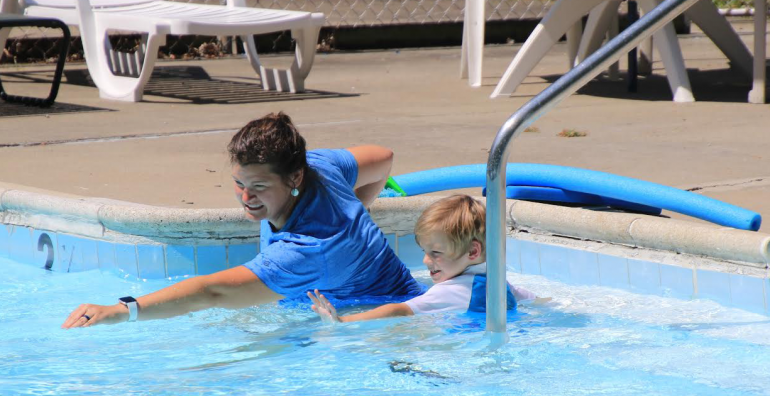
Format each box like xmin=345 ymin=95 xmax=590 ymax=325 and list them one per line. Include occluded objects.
xmin=61 ymin=303 xmax=129 ymax=329
xmin=307 ymin=289 xmax=341 ymax=323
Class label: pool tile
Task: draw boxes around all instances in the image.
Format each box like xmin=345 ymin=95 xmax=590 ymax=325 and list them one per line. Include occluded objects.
xmin=597 ymin=254 xmax=629 ymax=288
xmin=627 ymin=259 xmax=661 ymax=294
xmin=31 ymin=230 xmax=56 ymax=271
xmin=196 ymin=245 xmax=227 ymax=275
xmin=0 ymin=224 xmax=10 ymax=258
xmin=519 ymin=240 xmax=541 ymax=275
xmin=7 ymin=225 xmax=33 ymax=266
xmin=54 ymin=234 xmax=98 ymax=273
xmin=115 ymin=243 xmax=139 ymax=278
xmin=729 ymin=274 xmax=766 ymax=314
xmin=568 ymin=250 xmax=600 ymax=286
xmin=137 ymin=245 xmax=166 ymax=279
xmin=659 ymin=264 xmax=694 ymax=298
xmin=228 ymin=243 xmax=258 ymax=267
xmin=397 ymin=234 xmax=424 ymax=271
xmin=54 ymin=234 xmax=86 ymax=273
xmin=80 ymin=238 xmax=99 ymax=272
xmin=765 ymin=279 xmax=770 ymax=316
xmin=97 ymin=241 xmax=117 ymax=272
xmin=696 ymin=269 xmax=731 ymax=306
xmin=539 ymin=244 xmax=570 ymax=282
xmin=505 ymin=237 xmax=522 ymax=273
xmin=166 ymin=245 xmax=195 ymax=277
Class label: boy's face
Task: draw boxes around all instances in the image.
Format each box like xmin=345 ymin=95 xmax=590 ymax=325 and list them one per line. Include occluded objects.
xmin=419 ymin=231 xmax=478 ymax=283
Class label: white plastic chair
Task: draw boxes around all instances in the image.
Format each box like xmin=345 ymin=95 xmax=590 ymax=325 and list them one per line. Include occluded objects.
xmin=2 ymin=0 xmax=324 ymax=102
xmin=748 ymin=0 xmax=767 ymax=104
xmin=488 ymin=0 xmax=754 ymax=102
xmin=460 ymin=0 xmax=484 ymax=87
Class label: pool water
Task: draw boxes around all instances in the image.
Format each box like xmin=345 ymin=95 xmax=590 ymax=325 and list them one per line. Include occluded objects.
xmin=2 ymin=255 xmax=770 ymax=396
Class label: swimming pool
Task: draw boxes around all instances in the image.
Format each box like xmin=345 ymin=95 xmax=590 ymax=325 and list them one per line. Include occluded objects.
xmin=2 ymin=187 xmax=770 ymax=394
xmin=3 ymin=252 xmax=770 ymax=396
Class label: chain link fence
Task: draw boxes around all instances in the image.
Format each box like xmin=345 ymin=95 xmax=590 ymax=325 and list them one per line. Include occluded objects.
xmin=2 ymin=0 xmax=552 ymax=65
xmin=0 ymin=0 xmax=759 ymax=65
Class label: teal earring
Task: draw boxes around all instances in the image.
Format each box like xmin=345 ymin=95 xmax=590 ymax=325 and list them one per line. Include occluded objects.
xmin=291 ymin=188 xmax=299 ymax=197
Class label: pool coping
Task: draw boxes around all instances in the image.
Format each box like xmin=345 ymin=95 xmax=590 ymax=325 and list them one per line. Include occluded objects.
xmin=2 ymin=181 xmax=768 ymax=270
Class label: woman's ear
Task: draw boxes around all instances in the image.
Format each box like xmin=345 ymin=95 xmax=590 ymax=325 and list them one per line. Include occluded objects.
xmin=291 ymin=169 xmax=304 ymax=188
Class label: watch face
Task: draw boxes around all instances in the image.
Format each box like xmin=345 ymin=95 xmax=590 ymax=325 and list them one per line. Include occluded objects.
xmin=119 ymin=296 xmax=137 ymax=304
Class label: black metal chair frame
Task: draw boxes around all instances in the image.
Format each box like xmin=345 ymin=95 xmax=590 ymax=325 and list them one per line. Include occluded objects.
xmin=0 ymin=15 xmax=70 ymax=107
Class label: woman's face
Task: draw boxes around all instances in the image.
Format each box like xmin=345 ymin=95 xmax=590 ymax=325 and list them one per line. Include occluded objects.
xmin=232 ymin=163 xmax=298 ymax=229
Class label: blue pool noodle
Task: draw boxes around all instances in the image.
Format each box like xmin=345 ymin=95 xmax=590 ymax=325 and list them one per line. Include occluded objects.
xmin=480 ymin=186 xmax=662 ymax=216
xmin=393 ymin=164 xmax=761 ymax=231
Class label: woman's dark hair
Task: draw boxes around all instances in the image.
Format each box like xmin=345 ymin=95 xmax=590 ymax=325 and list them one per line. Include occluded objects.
xmin=228 ymin=112 xmax=314 ymax=187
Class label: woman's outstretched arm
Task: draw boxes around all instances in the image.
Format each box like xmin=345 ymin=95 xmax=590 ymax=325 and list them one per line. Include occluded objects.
xmin=347 ymin=145 xmax=394 ymax=208
xmin=62 ymin=266 xmax=283 ymax=328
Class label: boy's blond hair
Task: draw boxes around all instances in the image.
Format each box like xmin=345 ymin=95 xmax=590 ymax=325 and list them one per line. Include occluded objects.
xmin=414 ymin=195 xmax=486 ymax=258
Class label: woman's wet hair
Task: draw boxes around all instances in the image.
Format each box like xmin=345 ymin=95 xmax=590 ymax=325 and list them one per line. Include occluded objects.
xmin=228 ymin=112 xmax=314 ymax=187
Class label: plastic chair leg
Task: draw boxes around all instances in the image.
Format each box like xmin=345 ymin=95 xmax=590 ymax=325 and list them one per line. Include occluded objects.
xmin=461 ymin=0 xmax=485 ymax=87
xmin=607 ymin=10 xmax=620 ymax=81
xmin=638 ymin=0 xmax=695 ymax=102
xmin=638 ymin=37 xmax=653 ymax=75
xmin=576 ymin=0 xmax=623 ymax=65
xmin=460 ymin=14 xmax=468 ymax=79
xmin=75 ymin=0 xmax=166 ymax=101
xmin=685 ymin=0 xmax=753 ymax=78
xmin=565 ymin=21 xmax=582 ymax=69
xmin=748 ymin=0 xmax=766 ymax=104
xmin=291 ymin=19 xmax=322 ymax=81
xmin=490 ymin=0 xmax=606 ymax=98
xmin=0 ymin=16 xmax=70 ymax=107
xmin=243 ymin=17 xmax=322 ymax=93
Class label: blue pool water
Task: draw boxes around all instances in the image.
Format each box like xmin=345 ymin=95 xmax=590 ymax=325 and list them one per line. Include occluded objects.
xmin=3 ymin=255 xmax=770 ymax=396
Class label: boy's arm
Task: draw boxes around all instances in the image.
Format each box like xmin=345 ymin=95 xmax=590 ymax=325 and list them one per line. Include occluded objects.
xmin=307 ymin=289 xmax=414 ymax=323
xmin=338 ymin=302 xmax=413 ymax=322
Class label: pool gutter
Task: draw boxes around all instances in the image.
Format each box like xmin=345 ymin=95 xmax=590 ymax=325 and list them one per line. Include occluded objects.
xmin=2 ymin=182 xmax=768 ymax=267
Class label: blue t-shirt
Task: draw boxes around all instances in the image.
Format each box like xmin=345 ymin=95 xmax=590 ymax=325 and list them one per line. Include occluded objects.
xmin=243 ymin=149 xmax=427 ymax=301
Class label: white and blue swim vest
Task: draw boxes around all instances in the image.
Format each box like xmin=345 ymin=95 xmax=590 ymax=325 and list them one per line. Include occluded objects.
xmin=404 ymin=263 xmax=520 ymax=315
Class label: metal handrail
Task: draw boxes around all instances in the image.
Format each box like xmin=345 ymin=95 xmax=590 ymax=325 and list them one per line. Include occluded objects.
xmin=485 ymin=0 xmax=700 ymax=345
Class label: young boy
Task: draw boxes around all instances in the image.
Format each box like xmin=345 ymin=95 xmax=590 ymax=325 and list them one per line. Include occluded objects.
xmin=307 ymin=194 xmax=539 ymax=322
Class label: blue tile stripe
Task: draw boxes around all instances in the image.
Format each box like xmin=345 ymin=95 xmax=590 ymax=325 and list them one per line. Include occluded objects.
xmin=1 ymin=222 xmax=769 ymax=315
xmin=166 ymin=245 xmax=195 ymax=278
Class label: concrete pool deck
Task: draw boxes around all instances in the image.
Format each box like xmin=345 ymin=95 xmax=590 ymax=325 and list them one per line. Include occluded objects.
xmin=1 ymin=19 xmax=769 ymax=232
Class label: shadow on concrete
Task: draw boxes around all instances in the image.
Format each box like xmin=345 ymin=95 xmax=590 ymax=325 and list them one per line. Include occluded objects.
xmin=538 ymin=66 xmax=768 ymax=103
xmin=63 ymin=65 xmax=357 ymax=104
xmin=0 ymin=100 xmax=113 ymax=118
xmin=0 ymin=70 xmax=113 ymax=118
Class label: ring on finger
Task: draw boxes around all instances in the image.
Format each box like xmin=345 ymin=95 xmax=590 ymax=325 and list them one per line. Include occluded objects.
xmin=83 ymin=314 xmax=91 ymax=321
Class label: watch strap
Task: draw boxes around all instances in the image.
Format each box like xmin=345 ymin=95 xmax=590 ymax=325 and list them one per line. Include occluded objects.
xmin=119 ymin=296 xmax=138 ymax=322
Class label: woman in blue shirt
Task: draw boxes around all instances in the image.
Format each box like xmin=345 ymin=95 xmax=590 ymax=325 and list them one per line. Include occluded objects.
xmin=62 ymin=112 xmax=425 ymax=328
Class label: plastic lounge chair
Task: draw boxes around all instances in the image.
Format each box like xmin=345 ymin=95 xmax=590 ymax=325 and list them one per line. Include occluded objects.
xmin=3 ymin=0 xmax=324 ymax=102
xmin=488 ymin=0 xmax=753 ymax=102
xmin=0 ymin=14 xmax=70 ymax=107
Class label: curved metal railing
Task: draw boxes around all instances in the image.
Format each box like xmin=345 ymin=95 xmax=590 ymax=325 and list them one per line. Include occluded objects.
xmin=484 ymin=0 xmax=701 ymax=345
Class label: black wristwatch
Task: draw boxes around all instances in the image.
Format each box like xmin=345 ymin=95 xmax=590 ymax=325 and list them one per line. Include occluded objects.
xmin=118 ymin=296 xmax=138 ymax=322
